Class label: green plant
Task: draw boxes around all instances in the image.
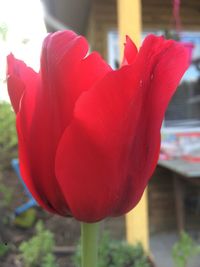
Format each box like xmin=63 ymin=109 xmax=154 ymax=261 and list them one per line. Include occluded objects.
xmin=0 ymin=101 xmax=18 ymax=170
xmin=73 ymin=232 xmax=151 ymax=267
xmin=172 ymin=231 xmax=200 ymax=267
xmin=0 ymin=172 xmax=13 ymax=212
xmin=0 ymin=243 xmax=9 ymax=257
xmin=0 ymin=182 xmax=13 ymax=208
xmin=19 ymin=220 xmax=58 ymax=267
xmin=42 ymin=253 xmax=58 ymax=267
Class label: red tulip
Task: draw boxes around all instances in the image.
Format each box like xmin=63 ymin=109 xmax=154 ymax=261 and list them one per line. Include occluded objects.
xmin=7 ymin=31 xmax=189 ymax=222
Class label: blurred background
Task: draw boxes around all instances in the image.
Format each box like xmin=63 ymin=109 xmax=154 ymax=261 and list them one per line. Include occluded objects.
xmin=0 ymin=1 xmax=200 ymax=267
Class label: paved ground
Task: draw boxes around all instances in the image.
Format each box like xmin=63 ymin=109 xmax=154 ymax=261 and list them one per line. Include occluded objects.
xmin=150 ymin=232 xmax=200 ymax=267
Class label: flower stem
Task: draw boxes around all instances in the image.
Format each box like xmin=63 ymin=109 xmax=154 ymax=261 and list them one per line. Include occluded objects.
xmin=81 ymin=222 xmax=100 ymax=267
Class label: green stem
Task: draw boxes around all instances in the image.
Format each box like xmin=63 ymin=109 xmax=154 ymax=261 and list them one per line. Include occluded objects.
xmin=81 ymin=222 xmax=100 ymax=267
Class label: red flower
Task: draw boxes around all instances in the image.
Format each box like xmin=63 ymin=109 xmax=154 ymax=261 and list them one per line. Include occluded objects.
xmin=7 ymin=31 xmax=189 ymax=222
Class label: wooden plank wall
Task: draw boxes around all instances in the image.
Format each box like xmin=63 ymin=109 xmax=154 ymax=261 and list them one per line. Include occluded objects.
xmin=86 ymin=0 xmax=117 ymax=59
xmin=148 ymin=168 xmax=177 ymax=233
xmin=87 ymin=0 xmax=200 ymax=58
xmin=142 ymin=0 xmax=200 ymax=31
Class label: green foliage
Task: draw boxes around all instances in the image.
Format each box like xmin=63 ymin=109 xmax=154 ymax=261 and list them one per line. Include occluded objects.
xmin=0 ymin=182 xmax=13 ymax=207
xmin=19 ymin=221 xmax=58 ymax=267
xmin=42 ymin=253 xmax=58 ymax=267
xmin=0 ymin=102 xmax=18 ymax=169
xmin=73 ymin=232 xmax=150 ymax=267
xmin=0 ymin=172 xmax=13 ymax=210
xmin=172 ymin=231 xmax=200 ymax=267
xmin=0 ymin=243 xmax=9 ymax=257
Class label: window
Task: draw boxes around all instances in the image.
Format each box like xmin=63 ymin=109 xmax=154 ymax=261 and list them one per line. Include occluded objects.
xmin=107 ymin=31 xmax=120 ymax=69
xmin=164 ymin=32 xmax=200 ymax=131
xmin=107 ymin=30 xmax=200 ymax=133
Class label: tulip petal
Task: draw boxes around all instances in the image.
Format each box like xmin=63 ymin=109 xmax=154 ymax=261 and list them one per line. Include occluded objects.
xmin=7 ymin=54 xmax=37 ymax=113
xmin=55 ymin=35 xmax=189 ymax=222
xmin=15 ymin=31 xmax=111 ymax=215
xmin=122 ymin=35 xmax=138 ymax=66
xmin=40 ymin=31 xmax=112 ymax=128
xmin=6 ymin=54 xmax=56 ymax=212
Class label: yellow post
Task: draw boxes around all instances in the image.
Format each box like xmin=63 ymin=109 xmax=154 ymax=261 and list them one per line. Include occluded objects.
xmin=117 ymin=0 xmax=149 ymax=251
xmin=117 ymin=0 xmax=142 ymax=53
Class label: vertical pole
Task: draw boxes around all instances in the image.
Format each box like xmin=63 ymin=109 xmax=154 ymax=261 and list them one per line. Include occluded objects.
xmin=117 ymin=0 xmax=142 ymax=54
xmin=117 ymin=0 xmax=149 ymax=251
xmin=126 ymin=191 xmax=149 ymax=251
